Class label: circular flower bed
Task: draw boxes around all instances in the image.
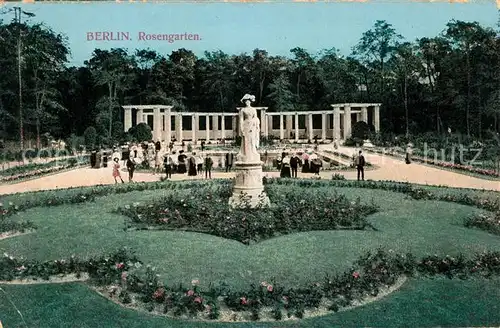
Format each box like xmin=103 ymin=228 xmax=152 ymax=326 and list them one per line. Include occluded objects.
xmin=116 ymin=182 xmax=379 ymax=244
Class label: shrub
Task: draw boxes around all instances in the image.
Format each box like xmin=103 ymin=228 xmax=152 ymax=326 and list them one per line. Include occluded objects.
xmin=84 ymin=126 xmax=98 ymax=151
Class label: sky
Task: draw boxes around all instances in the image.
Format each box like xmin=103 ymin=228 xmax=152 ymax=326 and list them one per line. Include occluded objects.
xmin=1 ymin=1 xmax=498 ymax=66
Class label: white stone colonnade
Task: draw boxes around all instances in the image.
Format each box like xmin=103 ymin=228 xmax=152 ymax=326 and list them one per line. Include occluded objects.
xmin=122 ymin=103 xmax=381 ymax=143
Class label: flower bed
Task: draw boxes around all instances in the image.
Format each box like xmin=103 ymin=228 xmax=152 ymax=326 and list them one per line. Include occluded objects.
xmin=0 ymin=156 xmax=90 ymax=183
xmin=117 ymin=183 xmax=379 ymax=244
xmin=465 ymin=212 xmax=500 ymax=236
xmin=369 ymin=148 xmax=499 ymax=178
xmin=3 ymin=248 xmax=500 ymax=322
xmin=0 ymin=202 xmax=36 ymax=236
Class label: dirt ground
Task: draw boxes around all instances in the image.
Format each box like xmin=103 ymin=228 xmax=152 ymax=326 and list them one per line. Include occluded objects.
xmin=0 ymin=145 xmax=497 ymax=195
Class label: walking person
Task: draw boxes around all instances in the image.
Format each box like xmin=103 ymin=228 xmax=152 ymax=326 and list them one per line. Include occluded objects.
xmin=204 ymin=155 xmax=213 ymax=179
xmin=112 ymin=158 xmax=124 ymax=184
xmin=126 ymin=157 xmax=136 ymax=182
xmin=356 ymin=150 xmax=366 ymax=181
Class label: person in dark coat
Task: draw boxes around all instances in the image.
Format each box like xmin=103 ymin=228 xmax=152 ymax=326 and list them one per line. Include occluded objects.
xmin=155 ymin=140 xmax=161 ymax=153
xmin=290 ymin=154 xmax=300 ymax=178
xmin=356 ymin=150 xmax=366 ymax=181
xmin=188 ymin=153 xmax=197 ymax=176
xmin=177 ymin=151 xmax=187 ymax=174
xmin=204 ymin=156 xmax=213 ymax=179
xmin=126 ymin=157 xmax=136 ymax=182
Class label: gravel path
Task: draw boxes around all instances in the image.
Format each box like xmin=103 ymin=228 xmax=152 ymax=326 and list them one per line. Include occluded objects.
xmin=0 ymin=145 xmax=497 ymax=195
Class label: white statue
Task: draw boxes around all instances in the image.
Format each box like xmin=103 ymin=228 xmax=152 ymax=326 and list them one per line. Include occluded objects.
xmin=238 ymin=94 xmax=260 ymax=162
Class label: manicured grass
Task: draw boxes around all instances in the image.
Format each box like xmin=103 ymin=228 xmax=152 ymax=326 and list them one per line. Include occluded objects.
xmin=0 ymin=179 xmax=499 ymax=326
xmin=1 ymin=184 xmax=499 ymax=290
xmin=2 ymin=278 xmax=500 ymax=327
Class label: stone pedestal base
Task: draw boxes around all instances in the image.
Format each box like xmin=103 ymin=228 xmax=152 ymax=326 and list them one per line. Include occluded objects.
xmin=229 ymin=161 xmax=270 ymax=209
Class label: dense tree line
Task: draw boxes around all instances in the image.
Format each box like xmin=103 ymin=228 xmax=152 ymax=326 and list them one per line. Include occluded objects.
xmin=0 ymin=15 xmax=499 ymax=149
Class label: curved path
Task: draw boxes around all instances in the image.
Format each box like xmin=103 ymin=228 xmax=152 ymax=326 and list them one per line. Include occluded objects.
xmin=328 ymin=145 xmax=499 ymax=191
xmin=0 ymin=145 xmax=497 ymax=195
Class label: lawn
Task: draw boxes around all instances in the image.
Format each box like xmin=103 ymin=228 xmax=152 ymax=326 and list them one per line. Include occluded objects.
xmin=0 ymin=179 xmax=499 ymax=326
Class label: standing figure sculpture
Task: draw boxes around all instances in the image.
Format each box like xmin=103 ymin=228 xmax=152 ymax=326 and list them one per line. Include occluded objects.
xmin=238 ymin=94 xmax=260 ymax=163
xmin=229 ymin=94 xmax=270 ymax=209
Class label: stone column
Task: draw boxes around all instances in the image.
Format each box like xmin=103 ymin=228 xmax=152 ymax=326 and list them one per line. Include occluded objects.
xmin=232 ymin=115 xmax=237 ymax=138
xmin=286 ymin=115 xmax=292 ymax=139
xmin=211 ymin=115 xmax=218 ymax=140
xmin=361 ymin=106 xmax=368 ymax=123
xmin=153 ymin=107 xmax=162 ymax=141
xmin=308 ymin=113 xmax=313 ymax=141
xmin=373 ymin=106 xmax=380 ymax=132
xmin=260 ymin=109 xmax=269 ymax=138
xmin=175 ymin=114 xmax=183 ymax=142
xmin=279 ymin=115 xmax=284 ymax=140
xmin=321 ymin=112 xmax=327 ymax=141
xmin=165 ymin=108 xmax=172 ymax=143
xmin=343 ymin=105 xmax=351 ymax=139
xmin=221 ymin=114 xmax=226 ymax=140
xmin=294 ymin=113 xmax=299 ymax=142
xmin=268 ymin=115 xmax=273 ymax=138
xmin=192 ymin=114 xmax=197 ymax=142
xmin=124 ymin=108 xmax=132 ymax=132
xmin=136 ymin=109 xmax=143 ymax=125
xmin=205 ymin=115 xmax=210 ymax=141
xmin=333 ymin=107 xmax=341 ymax=140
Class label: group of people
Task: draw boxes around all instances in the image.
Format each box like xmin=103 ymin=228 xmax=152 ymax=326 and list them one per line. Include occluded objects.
xmin=163 ymin=151 xmax=214 ymax=179
xmin=111 ymin=141 xmax=237 ymax=183
xmin=277 ymin=151 xmax=323 ymax=178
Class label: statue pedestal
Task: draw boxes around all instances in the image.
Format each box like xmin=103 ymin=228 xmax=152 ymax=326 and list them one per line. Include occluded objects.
xmin=229 ymin=161 xmax=270 ymax=209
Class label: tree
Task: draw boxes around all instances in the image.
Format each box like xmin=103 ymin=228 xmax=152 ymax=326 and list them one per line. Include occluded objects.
xmin=129 ymin=122 xmax=152 ymax=142
xmin=353 ymin=20 xmax=402 ymax=125
xmin=24 ymin=23 xmax=69 ymax=148
xmin=83 ymin=126 xmax=97 ymax=150
xmin=388 ymin=42 xmax=421 ymax=137
xmin=85 ymin=48 xmax=136 ymax=139
xmin=267 ymin=74 xmax=294 ymax=111
xmin=443 ymin=20 xmax=496 ymax=136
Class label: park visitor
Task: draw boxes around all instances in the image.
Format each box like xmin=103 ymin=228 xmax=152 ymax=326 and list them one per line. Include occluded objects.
xmin=163 ymin=154 xmax=172 ymax=179
xmin=126 ymin=157 xmax=136 ymax=182
xmin=195 ymin=153 xmax=203 ymax=175
xmin=204 ymin=155 xmax=213 ymax=179
xmin=405 ymin=144 xmax=412 ymax=164
xmin=177 ymin=151 xmax=187 ymax=174
xmin=290 ymin=153 xmax=300 ymax=178
xmin=153 ymin=151 xmax=162 ymax=175
xmin=302 ymin=152 xmax=310 ymax=173
xmin=280 ymin=153 xmax=291 ymax=178
xmin=112 ymin=158 xmax=124 ymax=184
xmin=355 ymin=150 xmax=366 ymax=181
xmin=309 ymin=153 xmax=322 ymax=175
xmin=188 ymin=153 xmax=198 ymax=176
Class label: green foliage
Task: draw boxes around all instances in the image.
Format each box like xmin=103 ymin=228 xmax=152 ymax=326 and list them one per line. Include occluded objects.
xmin=129 ymin=123 xmax=152 ymax=143
xmin=83 ymin=126 xmax=98 ymax=150
xmin=352 ymin=121 xmax=371 ymax=140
